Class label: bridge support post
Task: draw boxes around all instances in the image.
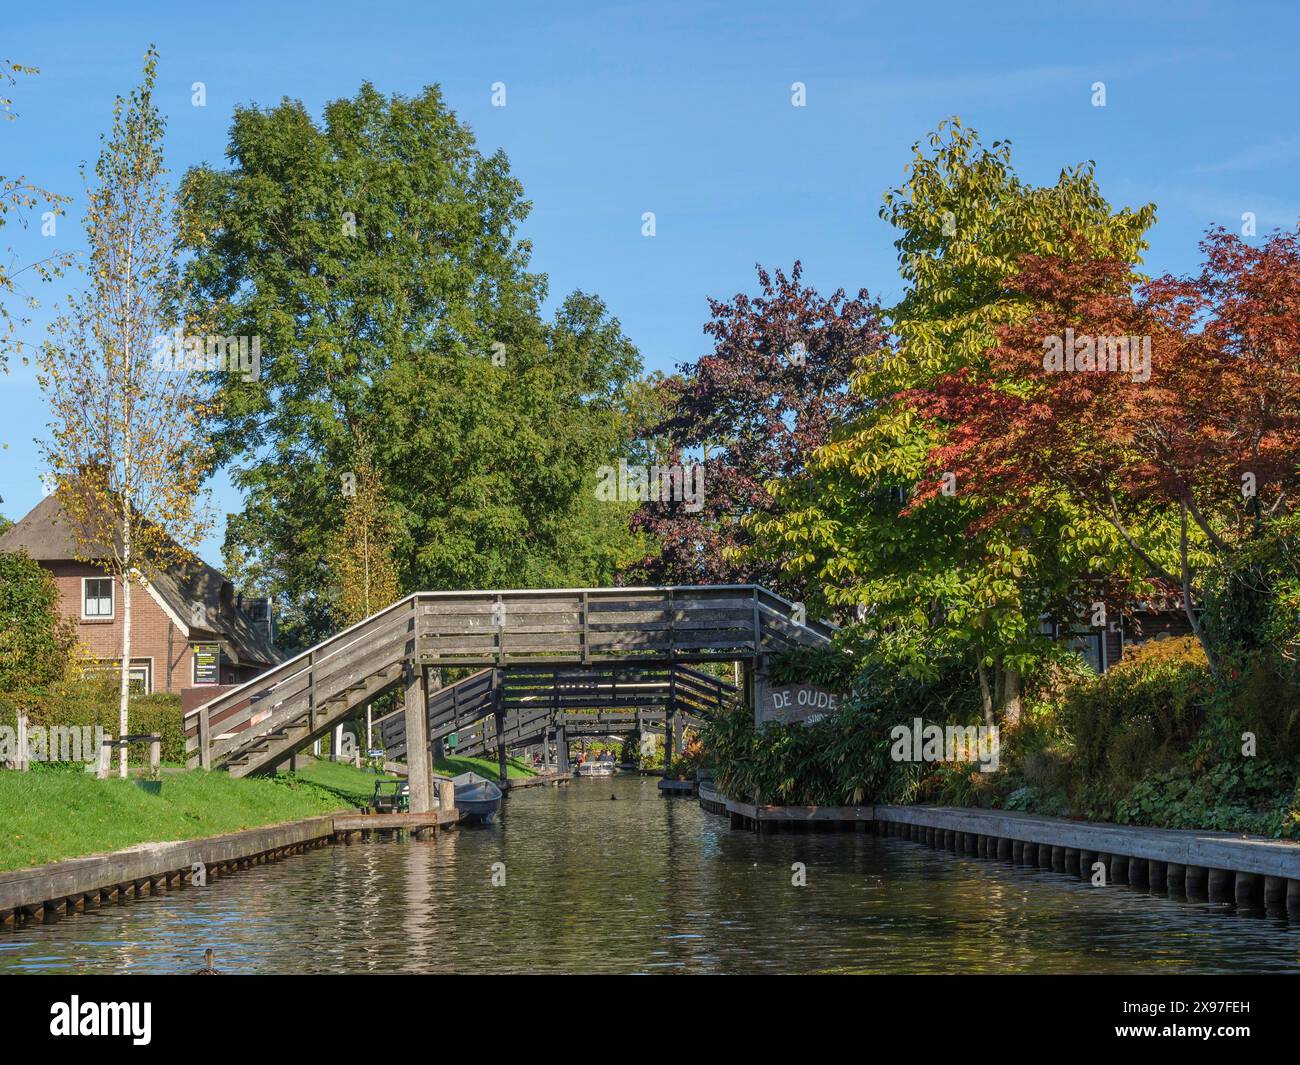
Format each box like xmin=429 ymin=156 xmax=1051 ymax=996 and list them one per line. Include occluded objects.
xmin=556 ymin=724 xmax=569 ymax=775
xmin=494 ymin=677 xmax=508 ymax=790
xmin=404 ymin=661 xmax=434 ymax=814
xmin=664 ymin=713 xmax=675 ymax=777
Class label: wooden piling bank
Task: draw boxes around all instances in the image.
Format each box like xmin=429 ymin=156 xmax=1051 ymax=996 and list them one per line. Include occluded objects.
xmin=710 ymin=796 xmax=1300 ymax=920
xmin=0 ymin=808 xmax=461 ymax=929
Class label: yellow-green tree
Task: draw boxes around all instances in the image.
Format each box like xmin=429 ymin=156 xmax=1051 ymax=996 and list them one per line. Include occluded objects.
xmin=329 ymin=438 xmax=400 ymax=756
xmin=330 ymin=438 xmax=400 ymax=624
xmin=38 ymin=47 xmax=215 ymax=776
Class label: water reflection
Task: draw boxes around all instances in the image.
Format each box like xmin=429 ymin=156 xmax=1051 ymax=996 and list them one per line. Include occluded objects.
xmin=2 ymin=775 xmax=1298 ymax=974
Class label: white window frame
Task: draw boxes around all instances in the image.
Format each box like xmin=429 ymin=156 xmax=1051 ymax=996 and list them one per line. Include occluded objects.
xmin=128 ymin=659 xmax=153 ymax=695
xmin=89 ymin=657 xmax=153 ymax=695
xmin=82 ymin=576 xmax=115 ymax=620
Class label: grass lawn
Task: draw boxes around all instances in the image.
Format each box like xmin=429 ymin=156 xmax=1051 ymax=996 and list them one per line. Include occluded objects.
xmin=0 ymin=763 xmax=375 ymax=873
xmin=285 ymin=757 xmax=386 ymax=805
xmin=433 ymin=754 xmax=536 ymax=781
xmin=0 ymin=755 xmax=536 ymax=872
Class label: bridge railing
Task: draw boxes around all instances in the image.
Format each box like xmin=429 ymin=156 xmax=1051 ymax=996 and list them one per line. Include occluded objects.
xmin=183 ymin=595 xmax=420 ymax=768
xmin=412 ymin=584 xmax=833 ymax=666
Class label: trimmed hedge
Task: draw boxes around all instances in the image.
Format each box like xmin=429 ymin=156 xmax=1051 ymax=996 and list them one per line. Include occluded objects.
xmin=0 ymin=676 xmax=185 ymax=765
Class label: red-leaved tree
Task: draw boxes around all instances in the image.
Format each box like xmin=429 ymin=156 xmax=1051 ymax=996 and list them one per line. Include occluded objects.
xmin=905 ymin=226 xmax=1300 ymax=672
xmin=626 ymin=262 xmax=884 ymax=595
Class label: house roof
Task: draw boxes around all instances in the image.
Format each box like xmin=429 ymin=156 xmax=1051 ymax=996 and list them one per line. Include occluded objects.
xmin=0 ymin=493 xmax=282 ymax=668
xmin=0 ymin=492 xmax=114 ymax=560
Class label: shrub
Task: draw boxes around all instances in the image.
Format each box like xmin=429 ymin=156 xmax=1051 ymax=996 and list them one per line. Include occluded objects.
xmin=0 ymin=675 xmax=185 ymax=764
xmin=0 ymin=550 xmax=76 ymax=693
xmin=703 ymin=658 xmax=978 ymax=806
xmin=1230 ymin=652 xmax=1300 ymax=761
xmin=1063 ymin=636 xmax=1211 ymax=793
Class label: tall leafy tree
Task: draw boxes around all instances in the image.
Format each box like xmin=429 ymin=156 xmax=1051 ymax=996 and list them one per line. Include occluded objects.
xmin=628 ymin=262 xmax=882 ymax=595
xmin=181 ymin=84 xmax=641 ymax=637
xmin=755 ymin=121 xmax=1156 ymax=721
xmin=39 ymin=47 xmax=215 ymax=775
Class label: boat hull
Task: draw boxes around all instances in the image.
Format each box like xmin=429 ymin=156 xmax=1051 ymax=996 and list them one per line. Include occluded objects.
xmin=449 ymin=772 xmax=503 ymax=824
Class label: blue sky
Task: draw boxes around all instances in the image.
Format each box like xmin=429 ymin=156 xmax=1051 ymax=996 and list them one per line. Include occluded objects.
xmin=2 ymin=0 xmax=1298 ymax=566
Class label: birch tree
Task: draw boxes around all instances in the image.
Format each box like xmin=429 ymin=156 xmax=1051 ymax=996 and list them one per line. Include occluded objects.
xmin=38 ymin=47 xmax=215 ymax=776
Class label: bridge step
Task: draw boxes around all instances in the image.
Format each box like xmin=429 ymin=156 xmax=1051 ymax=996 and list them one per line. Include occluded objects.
xmin=226 ymin=660 xmax=405 ymax=778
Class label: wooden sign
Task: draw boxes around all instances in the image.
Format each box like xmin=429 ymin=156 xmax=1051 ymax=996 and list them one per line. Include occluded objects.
xmin=755 ymin=679 xmax=844 ymax=726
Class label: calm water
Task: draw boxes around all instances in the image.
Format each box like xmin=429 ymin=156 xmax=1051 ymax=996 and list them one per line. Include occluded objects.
xmin=3 ymin=774 xmax=1299 ymax=974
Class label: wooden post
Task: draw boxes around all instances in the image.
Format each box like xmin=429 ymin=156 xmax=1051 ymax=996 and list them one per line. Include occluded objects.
xmin=15 ymin=712 xmax=28 ymax=772
xmin=148 ymin=734 xmax=160 ymax=779
xmin=493 ymin=669 xmax=508 ymax=787
xmin=438 ymin=778 xmax=456 ymax=813
xmin=97 ymin=737 xmax=112 ymax=779
xmin=664 ymin=712 xmax=674 ymax=777
xmin=198 ymin=704 xmax=211 ymax=770
xmin=556 ymin=723 xmax=569 ymax=774
xmin=1208 ymin=867 xmax=1233 ymax=904
xmin=668 ymin=665 xmax=677 ymax=751
xmin=404 ymin=661 xmax=434 ymax=813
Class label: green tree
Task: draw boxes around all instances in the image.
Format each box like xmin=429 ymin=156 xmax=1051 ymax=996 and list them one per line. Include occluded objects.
xmin=0 ymin=549 xmax=76 ymax=693
xmin=754 ymin=120 xmax=1157 ymax=722
xmin=180 ymin=84 xmax=642 ymax=637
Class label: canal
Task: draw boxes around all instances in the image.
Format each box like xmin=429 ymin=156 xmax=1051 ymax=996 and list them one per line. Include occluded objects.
xmin=3 ymin=774 xmax=1299 ymax=974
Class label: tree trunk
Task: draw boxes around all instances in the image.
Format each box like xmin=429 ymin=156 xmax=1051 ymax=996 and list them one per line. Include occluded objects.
xmin=1002 ymin=667 xmax=1022 ymax=727
xmin=977 ymin=662 xmax=994 ymax=729
xmin=117 ymin=570 xmax=132 ymax=778
xmin=1179 ymin=501 xmax=1221 ymax=678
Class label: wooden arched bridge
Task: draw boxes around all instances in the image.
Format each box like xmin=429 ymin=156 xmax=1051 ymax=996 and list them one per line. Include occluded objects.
xmin=183 ymin=585 xmax=833 ymax=812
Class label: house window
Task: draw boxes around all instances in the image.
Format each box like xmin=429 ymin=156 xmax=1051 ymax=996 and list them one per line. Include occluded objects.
xmin=1060 ymin=632 xmax=1105 ymax=674
xmin=90 ymin=658 xmax=153 ymax=694
xmin=83 ymin=577 xmax=114 ymax=619
xmin=128 ymin=660 xmax=152 ymax=695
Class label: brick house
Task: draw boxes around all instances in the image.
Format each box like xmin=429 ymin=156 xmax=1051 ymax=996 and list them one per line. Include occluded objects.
xmin=0 ymin=494 xmax=281 ymax=694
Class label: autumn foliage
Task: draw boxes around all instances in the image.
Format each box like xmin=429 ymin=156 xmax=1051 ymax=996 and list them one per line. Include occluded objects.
xmin=904 ymin=226 xmax=1300 ymax=668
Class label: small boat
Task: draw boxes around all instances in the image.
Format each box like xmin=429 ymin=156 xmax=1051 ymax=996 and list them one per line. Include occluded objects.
xmin=577 ymin=760 xmax=616 ymax=777
xmin=450 ymin=771 xmax=503 ymax=824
